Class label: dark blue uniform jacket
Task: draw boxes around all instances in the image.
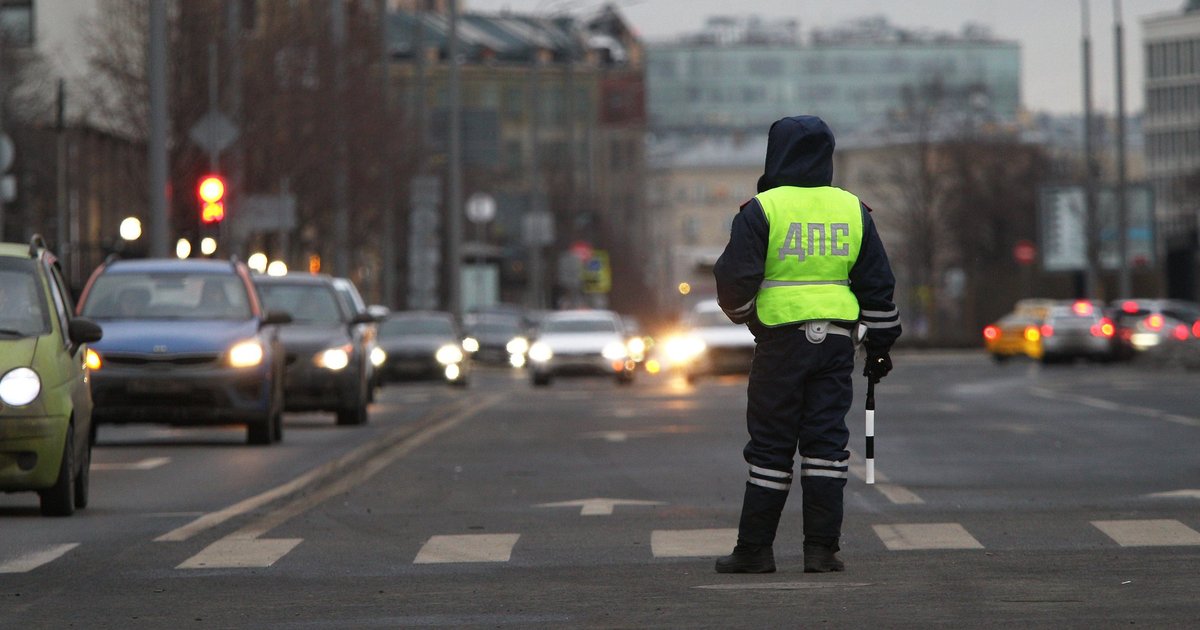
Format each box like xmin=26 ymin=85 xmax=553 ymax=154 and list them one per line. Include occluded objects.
xmin=712 ymin=115 xmax=902 ymax=354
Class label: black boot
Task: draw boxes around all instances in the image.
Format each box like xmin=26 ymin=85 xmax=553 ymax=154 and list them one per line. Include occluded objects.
xmin=715 ymin=483 xmax=788 ymax=574
xmin=801 ymin=474 xmax=846 ymax=573
xmin=803 ymin=543 xmax=844 ymax=573
xmin=715 ymin=544 xmax=775 ymax=573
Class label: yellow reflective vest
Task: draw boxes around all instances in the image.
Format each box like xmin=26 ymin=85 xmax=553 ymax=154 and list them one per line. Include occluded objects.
xmin=756 ymin=186 xmax=863 ymax=326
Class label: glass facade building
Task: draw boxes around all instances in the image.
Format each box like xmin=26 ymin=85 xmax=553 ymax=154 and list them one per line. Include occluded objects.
xmin=647 ymin=40 xmax=1020 ymax=138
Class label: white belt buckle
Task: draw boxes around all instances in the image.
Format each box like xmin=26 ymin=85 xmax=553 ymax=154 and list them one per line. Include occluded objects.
xmin=805 ymin=320 xmax=829 ymax=344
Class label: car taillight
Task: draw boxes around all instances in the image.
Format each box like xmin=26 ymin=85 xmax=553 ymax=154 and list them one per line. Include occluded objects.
xmin=983 ymin=325 xmax=1000 ymax=341
xmin=1038 ymin=324 xmax=1053 ymax=338
xmin=1173 ymin=324 xmax=1190 ymax=341
xmin=1092 ymin=318 xmax=1115 ymax=338
xmin=1146 ymin=314 xmax=1164 ymax=331
xmin=1121 ymin=300 xmax=1139 ymax=314
xmin=1072 ymin=300 xmax=1093 ymax=315
xmin=1194 ymin=321 xmax=1200 ymax=338
xmin=1025 ymin=326 xmax=1041 ymax=342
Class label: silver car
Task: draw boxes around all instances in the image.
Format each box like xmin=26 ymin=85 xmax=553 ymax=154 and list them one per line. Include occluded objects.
xmin=527 ymin=310 xmax=634 ymax=386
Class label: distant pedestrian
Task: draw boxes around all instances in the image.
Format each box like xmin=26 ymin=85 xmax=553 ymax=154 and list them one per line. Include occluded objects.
xmin=712 ymin=115 xmax=902 ymax=573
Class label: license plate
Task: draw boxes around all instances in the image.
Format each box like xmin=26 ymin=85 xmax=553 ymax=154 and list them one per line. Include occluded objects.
xmin=128 ymin=380 xmax=191 ymax=394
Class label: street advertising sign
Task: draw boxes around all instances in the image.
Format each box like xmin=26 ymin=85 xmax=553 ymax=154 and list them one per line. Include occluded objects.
xmin=1037 ymin=184 xmax=1155 ymax=272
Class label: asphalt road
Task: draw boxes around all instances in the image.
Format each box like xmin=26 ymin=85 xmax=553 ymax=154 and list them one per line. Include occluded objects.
xmin=3 ymin=352 xmax=1199 ymax=628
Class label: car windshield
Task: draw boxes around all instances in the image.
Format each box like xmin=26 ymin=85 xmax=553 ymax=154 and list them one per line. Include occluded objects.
xmin=380 ymin=316 xmax=455 ymax=337
xmin=0 ymin=259 xmax=51 ymax=337
xmin=257 ymin=282 xmax=345 ymax=324
xmin=542 ymin=317 xmax=618 ymax=334
xmin=82 ymin=272 xmax=252 ymax=320
xmin=689 ymin=309 xmax=733 ymax=327
xmin=468 ymin=320 xmax=520 ymax=336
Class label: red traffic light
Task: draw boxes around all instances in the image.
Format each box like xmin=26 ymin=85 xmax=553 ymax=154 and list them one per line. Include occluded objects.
xmin=198 ymin=175 xmax=226 ymax=224
xmin=198 ymin=175 xmax=225 ymax=203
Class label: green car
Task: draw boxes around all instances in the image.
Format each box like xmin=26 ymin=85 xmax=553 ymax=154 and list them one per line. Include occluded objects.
xmin=0 ymin=236 xmax=102 ymax=516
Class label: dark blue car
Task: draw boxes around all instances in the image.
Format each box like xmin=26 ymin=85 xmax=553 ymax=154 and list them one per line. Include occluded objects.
xmin=77 ymin=258 xmax=290 ymax=445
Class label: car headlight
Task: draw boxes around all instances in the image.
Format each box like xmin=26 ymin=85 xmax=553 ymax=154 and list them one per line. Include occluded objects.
xmin=527 ymin=341 xmax=553 ymax=363
xmin=85 ymin=348 xmax=103 ymax=371
xmin=462 ymin=337 xmax=480 ymax=353
xmin=228 ymin=340 xmax=265 ymax=368
xmin=506 ymin=336 xmax=529 ymax=355
xmin=436 ymin=344 xmax=464 ymax=365
xmin=627 ymin=337 xmax=646 ymax=356
xmin=0 ymin=367 xmax=41 ymax=407
xmin=602 ymin=341 xmax=628 ymax=361
xmin=315 ymin=344 xmax=352 ymax=370
xmin=370 ymin=346 xmax=387 ymax=367
xmin=663 ymin=335 xmax=706 ymax=365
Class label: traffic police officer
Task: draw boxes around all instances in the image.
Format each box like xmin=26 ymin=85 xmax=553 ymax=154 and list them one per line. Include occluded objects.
xmin=713 ymin=115 xmax=901 ymax=573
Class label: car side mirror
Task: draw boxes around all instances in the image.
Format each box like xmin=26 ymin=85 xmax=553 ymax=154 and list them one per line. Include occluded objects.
xmin=351 ymin=312 xmax=376 ymax=325
xmin=262 ymin=310 xmax=293 ymax=326
xmin=69 ymin=318 xmax=103 ymax=344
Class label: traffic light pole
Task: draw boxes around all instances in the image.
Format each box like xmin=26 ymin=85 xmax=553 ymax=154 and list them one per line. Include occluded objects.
xmin=148 ymin=0 xmax=170 ymax=258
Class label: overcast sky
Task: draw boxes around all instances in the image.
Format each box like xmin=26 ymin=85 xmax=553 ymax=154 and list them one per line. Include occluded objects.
xmin=466 ymin=0 xmax=1186 ymax=115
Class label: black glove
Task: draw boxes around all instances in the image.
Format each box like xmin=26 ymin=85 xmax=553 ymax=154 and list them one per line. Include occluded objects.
xmin=863 ymin=351 xmax=892 ymax=383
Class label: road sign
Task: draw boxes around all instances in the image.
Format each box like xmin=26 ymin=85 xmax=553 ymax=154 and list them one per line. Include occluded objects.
xmin=1013 ymin=240 xmax=1036 ymax=265
xmin=582 ymin=250 xmax=611 ymax=294
xmin=188 ymin=110 xmax=239 ymax=155
xmin=466 ymin=192 xmax=496 ymax=223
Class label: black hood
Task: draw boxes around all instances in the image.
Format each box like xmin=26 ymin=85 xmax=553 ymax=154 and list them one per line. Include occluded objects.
xmin=756 ymin=115 xmax=835 ymax=193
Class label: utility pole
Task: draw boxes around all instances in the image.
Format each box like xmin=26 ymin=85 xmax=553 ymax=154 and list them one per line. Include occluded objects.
xmin=148 ymin=0 xmax=169 ymax=258
xmin=527 ymin=51 xmax=544 ymax=310
xmin=332 ymin=0 xmax=350 ymax=276
xmin=1114 ymin=0 xmax=1131 ymax=298
xmin=1081 ymin=0 xmax=1100 ymax=299
xmin=446 ymin=0 xmax=463 ymax=318
xmin=226 ymin=0 xmax=244 ymax=257
xmin=379 ymin=0 xmax=397 ymax=307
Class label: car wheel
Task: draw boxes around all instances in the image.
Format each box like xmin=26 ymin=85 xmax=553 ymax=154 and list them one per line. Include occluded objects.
xmin=616 ymin=372 xmax=634 ymax=386
xmin=40 ymin=425 xmax=76 ymax=517
xmin=336 ymin=376 xmax=369 ymax=426
xmin=532 ymin=373 xmax=551 ymax=387
xmin=74 ymin=441 xmax=92 ymax=509
xmin=991 ymin=353 xmax=1008 ymax=364
xmin=247 ymin=414 xmax=274 ymax=445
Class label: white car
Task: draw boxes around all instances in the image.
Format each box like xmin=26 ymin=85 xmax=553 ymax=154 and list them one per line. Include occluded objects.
xmin=663 ymin=301 xmax=755 ymax=383
xmin=527 ymin=310 xmax=635 ymax=386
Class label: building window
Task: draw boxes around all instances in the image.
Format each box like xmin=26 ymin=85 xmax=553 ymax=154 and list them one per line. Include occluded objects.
xmin=0 ymin=0 xmax=33 ymax=47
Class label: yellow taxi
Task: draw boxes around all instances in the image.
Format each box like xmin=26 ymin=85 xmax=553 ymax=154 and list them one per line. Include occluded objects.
xmin=982 ymin=299 xmax=1055 ymax=362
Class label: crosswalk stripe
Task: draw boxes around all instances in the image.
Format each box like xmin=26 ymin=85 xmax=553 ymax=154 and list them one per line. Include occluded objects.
xmin=0 ymin=543 xmax=79 ymax=574
xmin=414 ymin=534 xmax=521 ymax=564
xmin=1092 ymin=519 xmax=1200 ymax=547
xmin=650 ymin=529 xmax=737 ymax=558
xmin=177 ymin=537 xmax=303 ymax=569
xmin=873 ymin=523 xmax=984 ymax=551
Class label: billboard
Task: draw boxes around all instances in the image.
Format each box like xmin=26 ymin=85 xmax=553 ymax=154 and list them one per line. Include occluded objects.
xmin=1038 ymin=184 xmax=1155 ymax=272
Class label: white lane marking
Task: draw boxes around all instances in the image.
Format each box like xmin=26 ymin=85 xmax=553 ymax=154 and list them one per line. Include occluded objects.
xmin=1146 ymin=489 xmax=1200 ymax=500
xmin=176 ymin=538 xmax=302 ymax=569
xmin=177 ymin=394 xmax=505 ymax=569
xmin=873 ymin=484 xmax=925 ymax=505
xmin=1030 ymin=388 xmax=1200 ymax=427
xmin=0 ymin=544 xmax=79 ymax=574
xmin=581 ymin=425 xmax=703 ymax=442
xmin=159 ymin=395 xmax=502 ymax=543
xmin=535 ymin=498 xmax=665 ymax=516
xmin=612 ymin=408 xmax=637 ymax=418
xmin=650 ymin=528 xmax=737 ymax=558
xmin=848 ymin=452 xmax=924 ymax=505
xmin=873 ymin=523 xmax=984 ymax=551
xmin=92 ymin=457 xmax=171 ymax=471
xmin=695 ymin=582 xmax=872 ymax=591
xmin=413 ymin=534 xmax=520 ymax=564
xmin=1092 ymin=519 xmax=1200 ymax=547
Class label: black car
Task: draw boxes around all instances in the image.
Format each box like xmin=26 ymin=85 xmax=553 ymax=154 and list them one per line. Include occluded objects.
xmin=254 ymin=274 xmax=374 ymax=425
xmin=376 ymin=311 xmax=471 ymax=386
xmin=463 ymin=312 xmax=526 ymax=366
